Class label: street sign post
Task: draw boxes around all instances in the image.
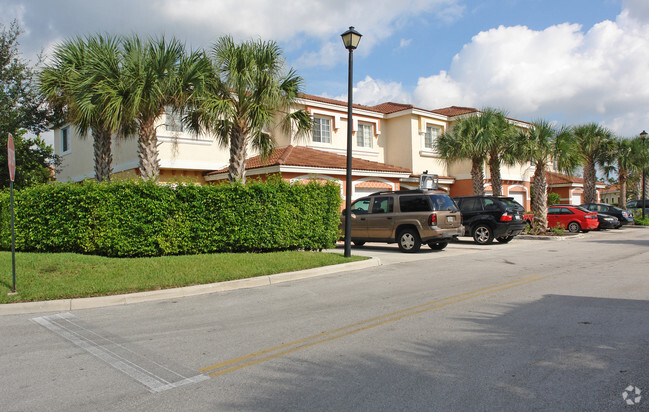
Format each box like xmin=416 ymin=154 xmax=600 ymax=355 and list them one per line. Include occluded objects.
xmin=7 ymin=133 xmax=16 ymax=294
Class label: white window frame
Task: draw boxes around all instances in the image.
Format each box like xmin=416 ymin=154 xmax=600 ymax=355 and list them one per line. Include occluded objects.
xmin=313 ymin=116 xmax=332 ymax=144
xmin=356 ymin=123 xmax=373 ymax=148
xmin=165 ymin=106 xmax=184 ymax=133
xmin=424 ymin=125 xmax=441 ymax=150
xmin=61 ymin=126 xmax=71 ymax=154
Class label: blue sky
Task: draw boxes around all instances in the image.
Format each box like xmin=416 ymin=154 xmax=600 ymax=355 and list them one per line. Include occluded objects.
xmin=2 ymin=0 xmax=648 ymax=137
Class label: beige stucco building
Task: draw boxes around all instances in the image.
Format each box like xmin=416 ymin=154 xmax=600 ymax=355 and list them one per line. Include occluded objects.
xmin=53 ymin=93 xmax=533 ymax=209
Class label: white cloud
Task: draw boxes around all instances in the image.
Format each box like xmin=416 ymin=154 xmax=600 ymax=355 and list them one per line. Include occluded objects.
xmin=337 ymin=76 xmax=411 ymax=106
xmin=410 ymin=3 xmax=649 ymax=136
xmin=1 ymin=0 xmax=463 ymax=68
xmin=399 ymin=38 xmax=412 ymax=48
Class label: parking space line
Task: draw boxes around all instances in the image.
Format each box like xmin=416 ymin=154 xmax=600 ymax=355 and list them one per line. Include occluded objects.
xmin=200 ymin=274 xmax=547 ymax=377
xmin=32 ymin=313 xmax=209 ymax=393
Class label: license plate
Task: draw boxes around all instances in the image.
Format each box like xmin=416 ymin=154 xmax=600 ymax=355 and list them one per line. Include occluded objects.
xmin=447 ymin=216 xmax=455 ymax=222
xmin=514 ymin=215 xmax=520 ymax=220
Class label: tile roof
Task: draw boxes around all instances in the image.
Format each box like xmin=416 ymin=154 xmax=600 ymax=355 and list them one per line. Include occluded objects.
xmin=205 ymin=145 xmax=412 ymax=176
xmin=298 ymin=93 xmax=383 ymax=113
xmin=369 ymin=102 xmax=415 ymax=114
xmin=430 ymin=106 xmax=480 ymax=117
xmin=537 ymin=171 xmax=606 ymax=187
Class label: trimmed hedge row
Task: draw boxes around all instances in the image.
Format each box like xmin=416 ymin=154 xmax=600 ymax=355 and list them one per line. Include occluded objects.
xmin=0 ymin=178 xmax=342 ymax=257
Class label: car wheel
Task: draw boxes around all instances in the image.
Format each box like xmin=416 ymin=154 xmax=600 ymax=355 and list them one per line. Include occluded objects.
xmin=473 ymin=224 xmax=494 ymax=245
xmin=428 ymin=241 xmax=448 ymax=250
xmin=567 ymin=221 xmax=581 ymax=233
xmin=397 ymin=229 xmax=421 ymax=253
xmin=353 ymin=240 xmax=366 ymax=247
xmin=496 ymin=236 xmax=514 ymax=243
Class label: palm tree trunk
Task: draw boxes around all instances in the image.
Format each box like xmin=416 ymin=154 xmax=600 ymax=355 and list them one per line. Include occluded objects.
xmin=488 ymin=154 xmax=502 ymax=196
xmin=92 ymin=128 xmax=112 ymax=182
xmin=228 ymin=130 xmax=248 ymax=183
xmin=137 ymin=117 xmax=160 ymax=181
xmin=583 ymin=160 xmax=597 ymax=203
xmin=532 ymin=163 xmax=548 ymax=233
xmin=471 ymin=158 xmax=485 ymax=195
xmin=619 ymin=173 xmax=627 ymax=208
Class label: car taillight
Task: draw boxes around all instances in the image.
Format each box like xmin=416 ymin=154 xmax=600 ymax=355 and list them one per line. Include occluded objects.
xmin=428 ymin=213 xmax=437 ymax=226
xmin=500 ymin=213 xmax=513 ymax=222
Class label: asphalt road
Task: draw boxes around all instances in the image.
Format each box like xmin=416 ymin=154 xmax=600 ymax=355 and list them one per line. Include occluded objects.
xmin=1 ymin=228 xmax=648 ymax=411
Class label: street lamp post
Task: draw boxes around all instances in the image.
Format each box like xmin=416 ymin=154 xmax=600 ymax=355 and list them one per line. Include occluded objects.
xmin=641 ymin=130 xmax=647 ymax=219
xmin=341 ymin=27 xmax=362 ymax=258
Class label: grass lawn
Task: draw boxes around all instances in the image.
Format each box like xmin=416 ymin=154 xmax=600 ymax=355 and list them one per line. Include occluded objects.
xmin=0 ymin=251 xmax=366 ymax=304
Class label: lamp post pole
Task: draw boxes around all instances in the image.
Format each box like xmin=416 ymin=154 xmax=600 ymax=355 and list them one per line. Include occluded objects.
xmin=341 ymin=27 xmax=362 ymax=258
xmin=641 ymin=130 xmax=647 ymax=219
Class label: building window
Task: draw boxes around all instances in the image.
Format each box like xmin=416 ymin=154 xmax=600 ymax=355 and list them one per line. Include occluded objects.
xmin=61 ymin=127 xmax=70 ymax=153
xmin=165 ymin=106 xmax=184 ymax=132
xmin=313 ymin=116 xmax=331 ymax=143
xmin=424 ymin=125 xmax=441 ymax=149
xmin=357 ymin=123 xmax=373 ymax=148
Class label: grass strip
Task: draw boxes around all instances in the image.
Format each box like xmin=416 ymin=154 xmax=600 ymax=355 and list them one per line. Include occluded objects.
xmin=0 ymin=251 xmax=366 ymax=304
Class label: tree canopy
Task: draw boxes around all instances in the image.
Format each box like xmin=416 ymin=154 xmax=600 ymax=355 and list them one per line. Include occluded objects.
xmin=0 ymin=21 xmax=59 ymax=189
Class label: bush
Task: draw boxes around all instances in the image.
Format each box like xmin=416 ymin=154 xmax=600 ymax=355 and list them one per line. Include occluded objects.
xmin=0 ymin=178 xmax=342 ymax=257
xmin=547 ymin=192 xmax=561 ymax=206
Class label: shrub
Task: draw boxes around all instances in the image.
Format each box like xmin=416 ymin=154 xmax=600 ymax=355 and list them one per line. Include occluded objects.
xmin=547 ymin=192 xmax=561 ymax=206
xmin=0 ymin=178 xmax=342 ymax=257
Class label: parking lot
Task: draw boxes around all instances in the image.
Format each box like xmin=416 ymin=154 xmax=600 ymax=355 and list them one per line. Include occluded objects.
xmin=1 ymin=226 xmax=648 ymax=410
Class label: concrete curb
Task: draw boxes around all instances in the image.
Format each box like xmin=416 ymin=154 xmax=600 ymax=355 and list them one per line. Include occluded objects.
xmin=516 ymin=233 xmax=585 ymax=241
xmin=0 ymin=257 xmax=381 ymax=316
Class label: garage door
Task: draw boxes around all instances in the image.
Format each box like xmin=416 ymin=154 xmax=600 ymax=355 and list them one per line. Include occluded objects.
xmin=353 ymin=188 xmax=378 ymax=201
xmin=509 ymin=192 xmax=525 ymax=206
xmin=571 ymin=193 xmax=582 ymax=205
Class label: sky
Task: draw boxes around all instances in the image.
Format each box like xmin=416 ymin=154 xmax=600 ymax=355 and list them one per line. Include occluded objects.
xmin=2 ymin=0 xmax=649 ymax=139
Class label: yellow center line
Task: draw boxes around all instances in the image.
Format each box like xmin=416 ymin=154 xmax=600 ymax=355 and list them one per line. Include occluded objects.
xmin=199 ymin=274 xmax=547 ymax=377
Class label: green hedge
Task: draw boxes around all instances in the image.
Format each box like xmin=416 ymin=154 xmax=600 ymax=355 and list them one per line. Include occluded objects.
xmin=0 ymin=178 xmax=342 ymax=257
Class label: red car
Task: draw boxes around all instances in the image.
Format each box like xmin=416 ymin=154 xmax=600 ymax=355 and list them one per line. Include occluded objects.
xmin=547 ymin=205 xmax=599 ymax=233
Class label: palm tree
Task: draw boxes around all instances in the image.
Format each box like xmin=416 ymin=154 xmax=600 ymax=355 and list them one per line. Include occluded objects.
xmin=485 ymin=108 xmax=518 ymax=196
xmin=189 ymin=36 xmax=312 ymax=183
xmin=630 ymin=136 xmax=649 ymax=199
xmin=514 ymin=120 xmax=579 ymax=232
xmin=571 ymin=123 xmax=614 ymax=203
xmin=39 ymin=35 xmax=121 ymax=182
xmin=435 ymin=113 xmax=492 ymax=195
xmin=603 ymin=137 xmax=634 ymax=208
xmin=118 ymin=36 xmax=211 ymax=181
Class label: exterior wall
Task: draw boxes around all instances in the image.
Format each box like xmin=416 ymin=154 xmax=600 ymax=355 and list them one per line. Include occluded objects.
xmin=301 ymin=104 xmax=385 ymax=163
xmin=383 ymin=115 xmax=415 ymax=171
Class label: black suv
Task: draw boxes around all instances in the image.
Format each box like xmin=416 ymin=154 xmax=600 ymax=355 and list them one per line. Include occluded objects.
xmin=453 ymin=196 xmax=527 ymax=244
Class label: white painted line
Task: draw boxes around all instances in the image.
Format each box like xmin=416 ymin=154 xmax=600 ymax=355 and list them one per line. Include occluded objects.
xmin=32 ymin=313 xmax=209 ymax=393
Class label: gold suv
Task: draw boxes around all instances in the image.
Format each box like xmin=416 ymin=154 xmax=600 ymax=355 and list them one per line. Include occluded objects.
xmin=340 ymin=189 xmax=464 ymax=252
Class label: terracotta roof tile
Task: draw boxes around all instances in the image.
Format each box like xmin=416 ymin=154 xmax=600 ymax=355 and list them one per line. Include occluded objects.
xmin=369 ymin=102 xmax=415 ymax=114
xmin=205 ymin=146 xmax=412 ymax=176
xmin=430 ymin=106 xmax=479 ymax=117
xmin=298 ymin=93 xmax=382 ymax=113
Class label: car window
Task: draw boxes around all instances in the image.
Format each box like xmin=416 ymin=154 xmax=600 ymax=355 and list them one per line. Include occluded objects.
xmin=429 ymin=194 xmax=458 ymax=211
xmin=584 ymin=204 xmax=596 ymax=211
xmin=575 ymin=206 xmax=591 ymax=213
xmin=372 ymin=196 xmax=394 ymax=214
xmin=460 ymin=197 xmax=482 ymax=212
xmin=548 ymin=207 xmax=560 ymax=215
xmin=597 ymin=205 xmax=608 ymax=212
xmin=399 ymin=195 xmax=431 ymax=212
xmin=351 ymin=198 xmax=371 ymax=214
xmin=560 ymin=208 xmax=574 ymax=215
xmin=484 ymin=198 xmax=499 ymax=211
xmin=499 ymin=198 xmax=523 ymax=210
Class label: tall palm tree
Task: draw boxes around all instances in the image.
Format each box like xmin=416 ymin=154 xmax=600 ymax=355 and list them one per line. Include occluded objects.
xmin=485 ymin=108 xmax=518 ymax=196
xmin=514 ymin=120 xmax=579 ymax=232
xmin=39 ymin=35 xmax=121 ymax=182
xmin=603 ymin=137 xmax=634 ymax=208
xmin=118 ymin=36 xmax=211 ymax=181
xmin=571 ymin=123 xmax=614 ymax=203
xmin=190 ymin=36 xmax=312 ymax=183
xmin=435 ymin=113 xmax=493 ymax=195
xmin=630 ymin=136 xmax=649 ymax=199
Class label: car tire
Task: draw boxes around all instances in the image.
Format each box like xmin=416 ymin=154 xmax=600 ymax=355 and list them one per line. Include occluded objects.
xmin=353 ymin=241 xmax=366 ymax=247
xmin=496 ymin=236 xmax=514 ymax=243
xmin=397 ymin=229 xmax=421 ymax=253
xmin=472 ymin=224 xmax=494 ymax=245
xmin=567 ymin=221 xmax=581 ymax=233
xmin=428 ymin=241 xmax=448 ymax=250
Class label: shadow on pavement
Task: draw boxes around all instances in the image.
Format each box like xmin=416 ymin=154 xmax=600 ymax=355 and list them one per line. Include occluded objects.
xmin=214 ymin=295 xmax=649 ymax=411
